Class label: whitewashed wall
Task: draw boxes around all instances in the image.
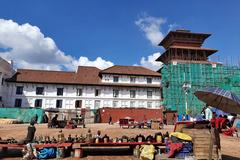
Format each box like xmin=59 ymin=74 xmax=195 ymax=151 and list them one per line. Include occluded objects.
xmin=4 ymin=82 xmax=162 ymax=110
xmin=101 ymin=74 xmax=161 ymax=85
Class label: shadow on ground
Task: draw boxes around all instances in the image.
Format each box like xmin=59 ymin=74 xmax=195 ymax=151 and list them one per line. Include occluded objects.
xmin=222 ymin=154 xmax=240 ymax=160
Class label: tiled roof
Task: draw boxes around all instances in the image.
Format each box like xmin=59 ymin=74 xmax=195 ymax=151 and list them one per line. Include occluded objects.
xmin=6 ymin=66 xmax=161 ymax=88
xmin=100 ymin=65 xmax=161 ymax=77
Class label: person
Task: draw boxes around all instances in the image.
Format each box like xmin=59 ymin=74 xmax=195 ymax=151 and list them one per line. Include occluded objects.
xmin=230 ymin=115 xmax=237 ymax=127
xmin=19 ymin=121 xmax=36 ymax=144
xmin=210 ymin=112 xmax=217 ymax=128
xmin=43 ymin=113 xmax=49 ymax=123
xmin=215 ymin=115 xmax=224 ymax=132
xmin=31 ymin=114 xmax=38 ymax=124
xmin=209 ymin=112 xmax=221 ymax=154
xmin=201 ymin=106 xmax=206 ymax=119
xmin=205 ymin=105 xmax=213 ymax=121
xmin=163 ymin=114 xmax=167 ymax=125
xmin=26 ymin=121 xmax=36 ymax=143
xmin=108 ymin=115 xmax=112 ymax=125
xmin=221 ymin=115 xmax=230 ymax=129
xmin=182 ymin=114 xmax=186 ymax=121
xmin=51 ymin=114 xmax=58 ymax=128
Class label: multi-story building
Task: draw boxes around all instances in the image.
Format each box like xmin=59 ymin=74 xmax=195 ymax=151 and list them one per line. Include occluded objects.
xmin=0 ymin=57 xmax=15 ymax=106
xmin=157 ymin=30 xmax=240 ymax=115
xmin=4 ymin=65 xmax=162 ymax=110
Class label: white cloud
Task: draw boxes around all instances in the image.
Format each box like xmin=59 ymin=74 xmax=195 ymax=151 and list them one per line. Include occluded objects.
xmin=135 ymin=14 xmax=166 ymax=46
xmin=68 ymin=56 xmax=114 ymax=71
xmin=0 ymin=19 xmax=114 ymax=70
xmin=168 ymin=23 xmax=180 ymax=33
xmin=135 ymin=52 xmax=162 ymax=71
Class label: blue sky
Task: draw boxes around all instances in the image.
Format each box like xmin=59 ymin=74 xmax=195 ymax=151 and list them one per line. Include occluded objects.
xmin=0 ymin=1 xmax=240 ymax=70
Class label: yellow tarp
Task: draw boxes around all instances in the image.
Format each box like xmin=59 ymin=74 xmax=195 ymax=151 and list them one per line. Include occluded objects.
xmin=170 ymin=132 xmax=192 ymax=141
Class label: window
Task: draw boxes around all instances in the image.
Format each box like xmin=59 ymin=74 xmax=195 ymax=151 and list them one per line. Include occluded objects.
xmin=75 ymin=100 xmax=82 ymax=108
xmin=113 ymin=89 xmax=119 ymax=98
xmin=147 ymin=102 xmax=152 ymax=108
xmin=15 ymin=99 xmax=22 ymax=107
xmin=34 ymin=99 xmax=42 ymax=108
xmin=36 ymin=87 xmax=44 ymax=95
xmin=76 ymin=88 xmax=82 ymax=96
xmin=57 ymin=88 xmax=63 ymax=96
xmin=139 ymin=101 xmax=145 ymax=108
xmin=85 ymin=100 xmax=92 ymax=108
xmin=130 ymin=77 xmax=136 ymax=83
xmin=130 ymin=90 xmax=136 ymax=98
xmin=121 ymin=101 xmax=128 ymax=107
xmin=130 ymin=101 xmax=135 ymax=108
xmin=16 ymin=86 xmax=23 ymax=95
xmin=45 ymin=99 xmax=53 ymax=108
xmin=113 ymin=76 xmax=119 ymax=82
xmin=147 ymin=91 xmax=152 ymax=99
xmin=113 ymin=101 xmax=118 ymax=108
xmin=103 ymin=100 xmax=111 ymax=107
xmin=155 ymin=101 xmax=160 ymax=108
xmin=147 ymin=78 xmax=152 ymax=84
xmin=95 ymin=89 xmax=101 ymax=97
xmin=56 ymin=100 xmax=63 ymax=108
xmin=0 ymin=96 xmax=2 ymax=101
xmin=94 ymin=100 xmax=101 ymax=109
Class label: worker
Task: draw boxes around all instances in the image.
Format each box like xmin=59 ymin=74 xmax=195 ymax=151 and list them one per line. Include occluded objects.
xmin=51 ymin=114 xmax=58 ymax=128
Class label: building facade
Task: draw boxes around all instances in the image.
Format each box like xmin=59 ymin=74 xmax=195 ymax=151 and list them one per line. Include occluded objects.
xmin=0 ymin=57 xmax=15 ymax=106
xmin=4 ymin=65 xmax=162 ymax=110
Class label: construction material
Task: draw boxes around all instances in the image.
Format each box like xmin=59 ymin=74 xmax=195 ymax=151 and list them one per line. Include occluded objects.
xmin=151 ymin=120 xmax=161 ymax=130
xmin=0 ymin=118 xmax=22 ymax=124
xmin=182 ymin=128 xmax=220 ymax=160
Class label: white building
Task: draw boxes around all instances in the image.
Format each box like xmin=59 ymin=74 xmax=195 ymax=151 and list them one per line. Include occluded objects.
xmin=0 ymin=57 xmax=15 ymax=106
xmin=4 ymin=65 xmax=162 ymax=110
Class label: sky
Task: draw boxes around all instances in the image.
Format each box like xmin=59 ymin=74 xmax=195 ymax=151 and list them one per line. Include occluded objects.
xmin=0 ymin=0 xmax=240 ymax=71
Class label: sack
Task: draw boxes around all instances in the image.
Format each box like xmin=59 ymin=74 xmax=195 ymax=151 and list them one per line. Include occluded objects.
xmin=140 ymin=145 xmax=155 ymax=160
xmin=170 ymin=132 xmax=192 ymax=141
xmin=37 ymin=148 xmax=56 ymax=159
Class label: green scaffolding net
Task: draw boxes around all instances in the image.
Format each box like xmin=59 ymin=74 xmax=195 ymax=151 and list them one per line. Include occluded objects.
xmin=161 ymin=62 xmax=240 ymax=115
xmin=0 ymin=108 xmax=44 ymax=123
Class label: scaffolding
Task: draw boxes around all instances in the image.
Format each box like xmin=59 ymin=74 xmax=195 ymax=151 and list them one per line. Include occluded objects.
xmin=161 ymin=61 xmax=240 ymax=115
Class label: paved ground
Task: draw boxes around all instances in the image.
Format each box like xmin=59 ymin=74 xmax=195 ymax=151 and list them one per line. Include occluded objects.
xmin=0 ymin=123 xmax=239 ymax=159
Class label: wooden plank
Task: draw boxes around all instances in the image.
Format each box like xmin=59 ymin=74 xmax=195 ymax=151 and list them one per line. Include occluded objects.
xmin=194 ymin=134 xmax=211 ymax=138
xmin=193 ymin=141 xmax=211 ymax=145
xmin=194 ymin=137 xmax=211 ymax=140
xmin=194 ymin=152 xmax=218 ymax=156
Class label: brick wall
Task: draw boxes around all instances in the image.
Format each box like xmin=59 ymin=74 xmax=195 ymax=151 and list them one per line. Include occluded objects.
xmin=99 ymin=108 xmax=163 ymax=123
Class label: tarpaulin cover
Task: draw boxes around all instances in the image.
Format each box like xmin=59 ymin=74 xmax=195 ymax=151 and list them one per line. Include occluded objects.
xmin=0 ymin=108 xmax=44 ymax=123
xmin=170 ymin=132 xmax=192 ymax=141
